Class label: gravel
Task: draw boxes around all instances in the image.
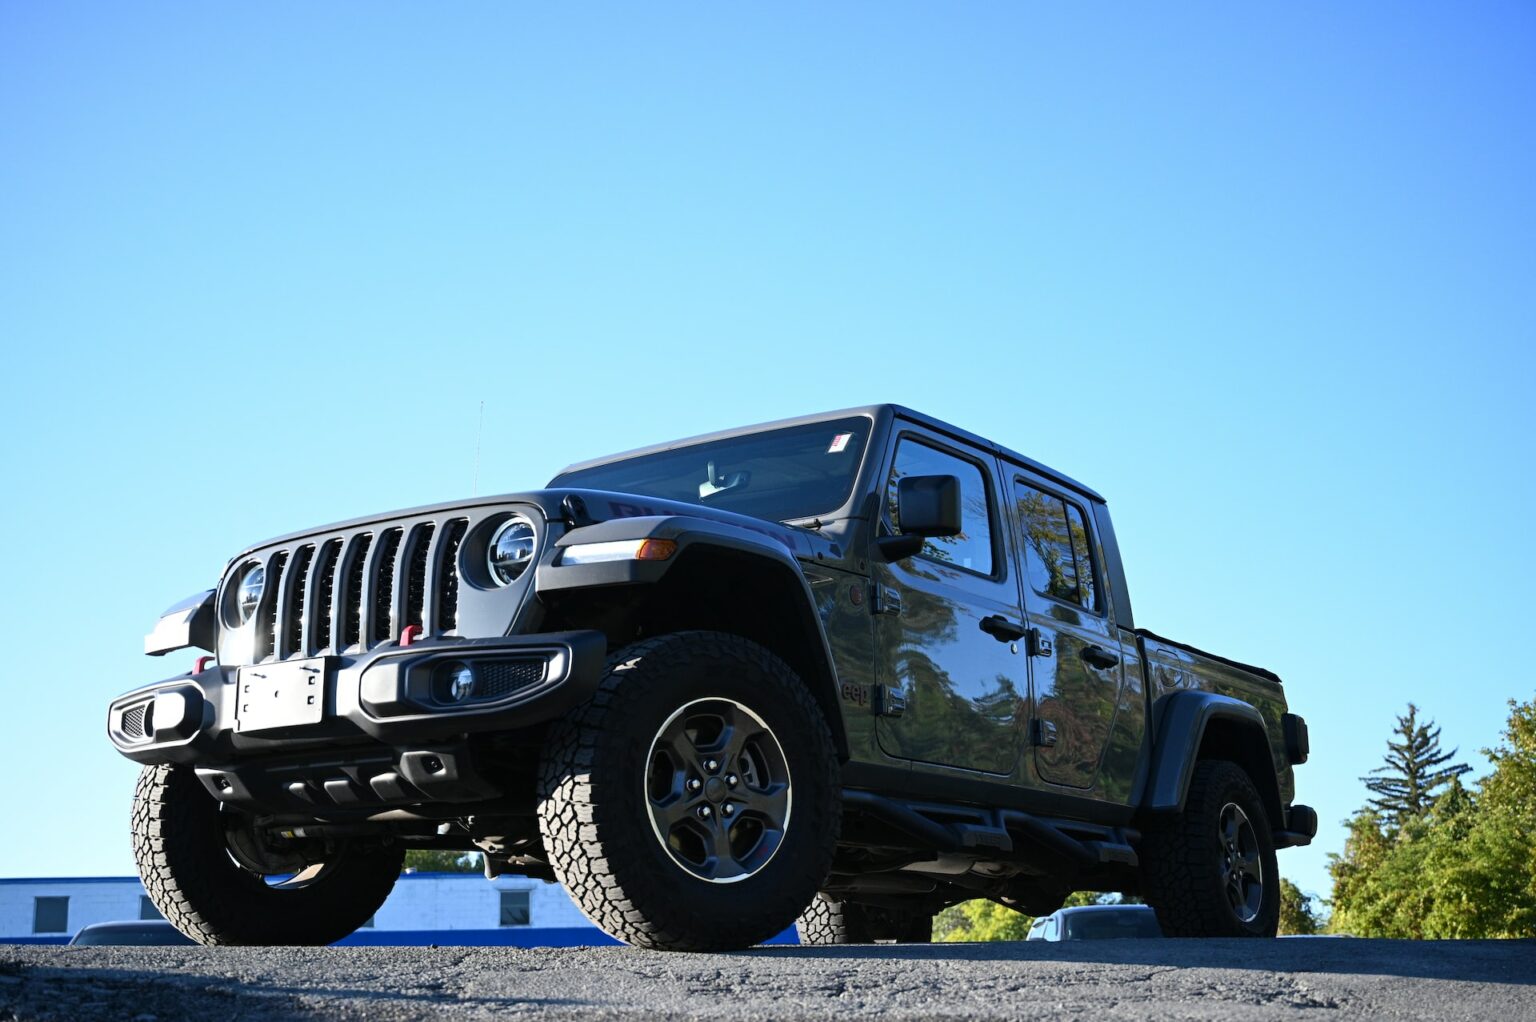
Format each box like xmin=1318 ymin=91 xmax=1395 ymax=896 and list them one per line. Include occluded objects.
xmin=3 ymin=939 xmax=1533 ymax=1020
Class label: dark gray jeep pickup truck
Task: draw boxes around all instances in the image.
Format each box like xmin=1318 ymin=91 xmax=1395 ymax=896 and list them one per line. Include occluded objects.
xmin=109 ymin=405 xmax=1314 ymax=949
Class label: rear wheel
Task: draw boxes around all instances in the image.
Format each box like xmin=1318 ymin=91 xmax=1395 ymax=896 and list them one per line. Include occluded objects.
xmin=132 ymin=763 xmax=402 ymax=945
xmin=797 ymin=895 xmax=934 ymax=945
xmin=1141 ymin=759 xmax=1279 ymax=937
xmin=538 ymin=631 xmax=840 ymax=951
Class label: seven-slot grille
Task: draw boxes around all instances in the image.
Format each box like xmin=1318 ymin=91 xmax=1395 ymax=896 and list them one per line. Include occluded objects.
xmin=242 ymin=518 xmax=473 ymax=665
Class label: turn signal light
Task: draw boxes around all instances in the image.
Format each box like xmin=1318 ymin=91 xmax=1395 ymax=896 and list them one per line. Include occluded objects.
xmin=635 ymin=539 xmax=678 ymax=561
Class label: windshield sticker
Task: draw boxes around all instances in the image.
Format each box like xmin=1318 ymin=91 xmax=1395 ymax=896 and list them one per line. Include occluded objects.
xmin=828 ymin=433 xmax=854 ymax=454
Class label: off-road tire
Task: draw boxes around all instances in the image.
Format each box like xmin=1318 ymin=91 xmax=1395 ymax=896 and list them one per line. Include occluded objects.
xmin=1141 ymin=759 xmax=1280 ymax=937
xmin=537 ymin=630 xmax=841 ymax=951
xmin=132 ymin=763 xmax=404 ymax=945
xmin=797 ymin=895 xmax=933 ymax=945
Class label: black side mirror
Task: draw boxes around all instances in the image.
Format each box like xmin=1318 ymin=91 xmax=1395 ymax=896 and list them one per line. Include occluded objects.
xmin=879 ymin=475 xmax=962 ymax=560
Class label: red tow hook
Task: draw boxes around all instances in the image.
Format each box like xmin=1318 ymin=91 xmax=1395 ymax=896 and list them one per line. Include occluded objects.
xmin=400 ymin=624 xmax=423 ymax=648
xmin=193 ymin=656 xmax=214 ymax=674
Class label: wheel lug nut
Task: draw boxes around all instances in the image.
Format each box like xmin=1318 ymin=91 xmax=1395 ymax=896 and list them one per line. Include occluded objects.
xmin=722 ymin=804 xmax=733 ymax=817
xmin=688 ymin=777 xmax=702 ymax=792
xmin=697 ymin=805 xmax=712 ymax=820
xmin=705 ymin=759 xmax=719 ymax=773
xmin=725 ymin=774 xmax=738 ymax=787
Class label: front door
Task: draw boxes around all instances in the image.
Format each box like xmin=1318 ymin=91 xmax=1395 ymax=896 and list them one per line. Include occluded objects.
xmin=873 ymin=430 xmax=1028 ymax=775
xmin=1011 ymin=475 xmax=1124 ymax=789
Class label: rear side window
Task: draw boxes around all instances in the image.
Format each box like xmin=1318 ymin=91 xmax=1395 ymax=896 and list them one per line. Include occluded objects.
xmin=887 ymin=439 xmax=995 ymax=576
xmin=1015 ymin=482 xmax=1099 ymax=611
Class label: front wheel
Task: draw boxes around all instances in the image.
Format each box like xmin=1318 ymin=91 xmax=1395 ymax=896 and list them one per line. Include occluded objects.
xmin=797 ymin=895 xmax=934 ymax=945
xmin=1140 ymin=759 xmax=1280 ymax=937
xmin=132 ymin=764 xmax=403 ymax=945
xmin=537 ymin=631 xmax=841 ymax=951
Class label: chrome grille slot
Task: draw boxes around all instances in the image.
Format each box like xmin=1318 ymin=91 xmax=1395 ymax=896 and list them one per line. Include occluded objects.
xmin=281 ymin=545 xmax=316 ymax=658
xmin=312 ymin=539 xmax=341 ymax=653
xmin=343 ymin=534 xmax=374 ymax=649
xmin=436 ymin=519 xmax=469 ymax=632
xmin=371 ymin=528 xmax=405 ymax=646
xmin=404 ymin=523 xmax=435 ymax=634
xmin=257 ymin=552 xmax=288 ymax=661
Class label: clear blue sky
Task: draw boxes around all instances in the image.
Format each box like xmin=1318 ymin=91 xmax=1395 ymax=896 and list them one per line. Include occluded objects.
xmin=2 ymin=3 xmax=1532 ymax=908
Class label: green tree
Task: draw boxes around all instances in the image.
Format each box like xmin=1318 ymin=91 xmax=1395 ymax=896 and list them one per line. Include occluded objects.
xmin=1330 ymin=699 xmax=1536 ymax=939
xmin=1062 ymin=891 xmax=1140 ymax=908
xmin=1418 ymin=700 xmax=1536 ymax=938
xmin=932 ymin=892 xmax=1137 ymax=942
xmin=1360 ymin=703 xmax=1470 ymax=830
xmin=1278 ymin=878 xmax=1321 ymax=935
xmin=403 ymin=849 xmax=481 ymax=873
xmin=934 ymin=900 xmax=1033 ymax=942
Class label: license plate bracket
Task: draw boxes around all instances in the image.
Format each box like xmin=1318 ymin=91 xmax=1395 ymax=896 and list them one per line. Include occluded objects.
xmin=236 ymin=658 xmax=331 ymax=733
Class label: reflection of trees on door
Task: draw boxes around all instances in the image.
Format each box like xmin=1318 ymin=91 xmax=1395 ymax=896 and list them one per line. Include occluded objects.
xmin=875 ymin=439 xmax=1021 ymax=774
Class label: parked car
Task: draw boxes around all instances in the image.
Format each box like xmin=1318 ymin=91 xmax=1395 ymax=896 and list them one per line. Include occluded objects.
xmin=1026 ymin=904 xmax=1162 ymax=941
xmin=70 ymin=920 xmax=198 ymax=946
xmin=107 ymin=405 xmax=1314 ymax=950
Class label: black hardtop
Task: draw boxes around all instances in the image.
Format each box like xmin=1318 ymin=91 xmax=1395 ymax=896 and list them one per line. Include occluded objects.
xmin=234 ymin=406 xmax=1103 ymax=562
xmin=555 ymin=404 xmax=1106 ymax=504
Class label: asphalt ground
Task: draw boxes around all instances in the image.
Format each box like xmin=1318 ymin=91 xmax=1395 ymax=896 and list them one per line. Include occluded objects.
xmin=3 ymin=939 xmax=1533 ymax=1021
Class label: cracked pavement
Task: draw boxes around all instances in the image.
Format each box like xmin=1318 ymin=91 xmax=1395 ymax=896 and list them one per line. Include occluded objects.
xmin=3 ymin=939 xmax=1533 ymax=1020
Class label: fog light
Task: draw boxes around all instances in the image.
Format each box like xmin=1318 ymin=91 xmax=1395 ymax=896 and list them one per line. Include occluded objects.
xmin=436 ymin=662 xmax=476 ymax=704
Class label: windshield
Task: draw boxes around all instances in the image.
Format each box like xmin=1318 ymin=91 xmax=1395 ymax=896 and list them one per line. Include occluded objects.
xmin=551 ymin=416 xmax=872 ymax=524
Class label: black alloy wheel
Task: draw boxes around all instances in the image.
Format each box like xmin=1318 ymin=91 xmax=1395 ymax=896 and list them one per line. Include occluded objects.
xmin=1141 ymin=759 xmax=1280 ymax=937
xmin=538 ymin=630 xmax=841 ymax=951
xmin=645 ymin=697 xmax=793 ymax=884
xmin=1218 ymin=801 xmax=1264 ymax=924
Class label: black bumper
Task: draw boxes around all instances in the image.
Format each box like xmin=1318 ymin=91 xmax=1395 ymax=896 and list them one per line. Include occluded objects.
xmin=106 ymin=630 xmax=607 ymax=767
xmin=1274 ymin=803 xmax=1318 ymax=848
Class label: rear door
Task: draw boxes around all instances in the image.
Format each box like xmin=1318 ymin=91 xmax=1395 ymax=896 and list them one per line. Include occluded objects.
xmin=871 ymin=427 xmax=1028 ymax=775
xmin=1010 ymin=473 xmax=1124 ymax=789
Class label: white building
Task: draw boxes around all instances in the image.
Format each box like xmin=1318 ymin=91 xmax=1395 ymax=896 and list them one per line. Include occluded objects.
xmin=0 ymin=872 xmax=611 ymax=947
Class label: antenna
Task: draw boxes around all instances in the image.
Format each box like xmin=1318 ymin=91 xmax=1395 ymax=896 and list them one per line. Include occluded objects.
xmin=473 ymin=401 xmax=484 ymax=496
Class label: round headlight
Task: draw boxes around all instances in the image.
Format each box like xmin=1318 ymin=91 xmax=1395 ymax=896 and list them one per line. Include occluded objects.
xmin=233 ymin=565 xmax=265 ymax=625
xmin=436 ymin=662 xmax=476 ymax=704
xmin=488 ymin=515 xmax=537 ymax=586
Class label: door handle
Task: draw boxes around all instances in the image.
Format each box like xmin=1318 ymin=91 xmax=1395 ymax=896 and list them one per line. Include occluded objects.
xmin=979 ymin=615 xmax=1028 ymax=642
xmin=1080 ymin=645 xmax=1119 ymax=670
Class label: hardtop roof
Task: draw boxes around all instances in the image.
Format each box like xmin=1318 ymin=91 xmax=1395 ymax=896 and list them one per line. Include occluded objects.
xmin=554 ymin=404 xmax=1105 ymax=503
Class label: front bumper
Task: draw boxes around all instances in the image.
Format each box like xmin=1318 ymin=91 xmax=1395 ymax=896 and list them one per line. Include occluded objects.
xmin=106 ymin=630 xmax=607 ymax=767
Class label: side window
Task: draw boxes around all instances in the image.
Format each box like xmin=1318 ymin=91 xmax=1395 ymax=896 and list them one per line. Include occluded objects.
xmin=1064 ymin=502 xmax=1097 ymax=611
xmin=887 ymin=439 xmax=995 ymax=575
xmin=1015 ymin=481 xmax=1099 ymax=611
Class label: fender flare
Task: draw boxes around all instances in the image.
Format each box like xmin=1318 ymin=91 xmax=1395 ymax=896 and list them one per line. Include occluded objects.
xmin=535 ymin=514 xmax=847 ymax=755
xmin=1142 ymin=691 xmax=1275 ymax=813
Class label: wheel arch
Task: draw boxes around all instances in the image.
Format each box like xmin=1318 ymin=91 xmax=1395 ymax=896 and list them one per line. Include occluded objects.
xmin=645 ymin=544 xmax=849 ymax=760
xmin=1142 ymin=691 xmax=1284 ymax=828
xmin=537 ymin=523 xmax=849 ymax=760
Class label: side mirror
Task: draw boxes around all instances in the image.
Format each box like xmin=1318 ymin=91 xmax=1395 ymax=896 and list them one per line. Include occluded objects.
xmin=879 ymin=475 xmax=962 ymax=560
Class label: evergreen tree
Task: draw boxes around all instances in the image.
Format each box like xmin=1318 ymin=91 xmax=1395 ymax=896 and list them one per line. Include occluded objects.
xmin=1360 ymin=703 xmax=1470 ymax=829
xmin=1330 ymin=699 xmax=1536 ymax=939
